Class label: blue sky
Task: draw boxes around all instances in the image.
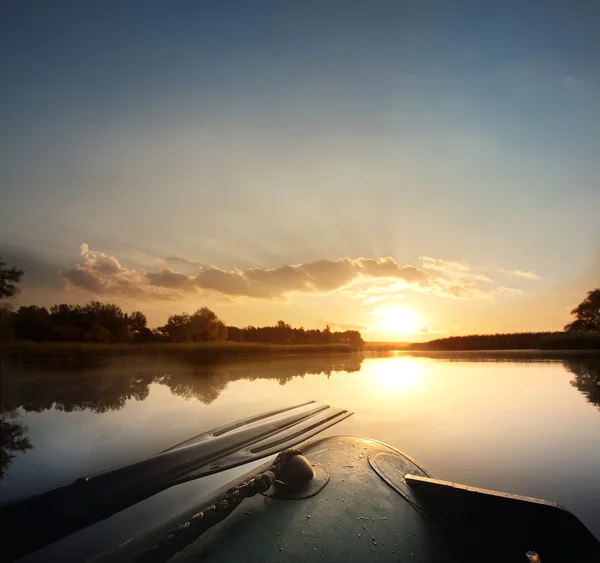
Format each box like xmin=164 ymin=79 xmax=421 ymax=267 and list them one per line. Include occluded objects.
xmin=1 ymin=1 xmax=599 ymax=336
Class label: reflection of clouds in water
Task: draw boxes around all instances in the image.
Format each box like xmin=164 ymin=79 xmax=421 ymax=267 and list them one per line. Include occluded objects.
xmin=565 ymin=359 xmax=600 ymax=410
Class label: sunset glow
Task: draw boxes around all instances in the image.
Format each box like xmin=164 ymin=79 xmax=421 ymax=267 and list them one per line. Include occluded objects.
xmin=375 ymin=307 xmax=420 ymax=335
xmin=1 ymin=2 xmax=598 ymax=338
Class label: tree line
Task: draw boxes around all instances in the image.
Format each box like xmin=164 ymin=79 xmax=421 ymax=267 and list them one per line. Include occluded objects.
xmin=410 ymin=288 xmax=599 ymax=351
xmin=0 ymin=302 xmax=364 ymax=348
xmin=409 ymin=331 xmax=600 ymax=351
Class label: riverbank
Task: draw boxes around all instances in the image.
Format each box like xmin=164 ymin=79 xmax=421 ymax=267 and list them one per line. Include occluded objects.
xmin=0 ymin=342 xmax=358 ymax=363
xmin=394 ymin=349 xmax=600 ymax=361
xmin=365 ymin=331 xmax=600 ymax=352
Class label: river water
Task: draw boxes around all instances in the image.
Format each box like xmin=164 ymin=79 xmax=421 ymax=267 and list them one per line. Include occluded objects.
xmin=1 ymin=352 xmax=599 ymax=561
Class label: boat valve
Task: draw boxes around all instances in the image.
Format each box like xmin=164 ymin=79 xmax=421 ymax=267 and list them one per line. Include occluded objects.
xmin=276 ymin=453 xmax=316 ymax=490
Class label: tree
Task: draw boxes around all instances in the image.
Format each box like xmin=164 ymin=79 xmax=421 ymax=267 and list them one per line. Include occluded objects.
xmin=565 ymin=288 xmax=600 ymax=332
xmin=189 ymin=308 xmax=228 ymax=342
xmin=127 ymin=311 xmax=154 ymax=343
xmin=50 ymin=304 xmax=86 ymax=341
xmin=82 ymin=301 xmax=130 ymax=342
xmin=0 ymin=259 xmax=24 ymax=299
xmin=158 ymin=313 xmax=191 ymax=342
xmin=12 ymin=306 xmax=53 ymax=342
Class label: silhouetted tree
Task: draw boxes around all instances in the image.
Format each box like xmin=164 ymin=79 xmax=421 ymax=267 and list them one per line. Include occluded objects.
xmin=224 ymin=321 xmax=364 ymax=349
xmin=49 ymin=304 xmax=86 ymax=341
xmin=127 ymin=311 xmax=153 ymax=343
xmin=82 ymin=301 xmax=130 ymax=342
xmin=564 ymin=288 xmax=600 ymax=332
xmin=158 ymin=313 xmax=191 ymax=342
xmin=0 ymin=259 xmax=24 ymax=299
xmin=189 ymin=307 xmax=228 ymax=342
xmin=0 ymin=304 xmax=15 ymax=342
xmin=12 ymin=306 xmax=53 ymax=342
xmin=4 ymin=299 xmax=364 ymax=349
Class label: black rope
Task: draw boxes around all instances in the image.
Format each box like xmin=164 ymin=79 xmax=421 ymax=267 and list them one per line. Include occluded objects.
xmin=134 ymin=449 xmax=302 ymax=563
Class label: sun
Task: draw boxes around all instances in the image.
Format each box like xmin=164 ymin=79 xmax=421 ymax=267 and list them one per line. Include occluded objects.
xmin=379 ymin=307 xmax=419 ymax=334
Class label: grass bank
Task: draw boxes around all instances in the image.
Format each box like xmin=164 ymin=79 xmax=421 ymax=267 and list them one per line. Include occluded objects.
xmin=0 ymin=342 xmax=358 ymax=363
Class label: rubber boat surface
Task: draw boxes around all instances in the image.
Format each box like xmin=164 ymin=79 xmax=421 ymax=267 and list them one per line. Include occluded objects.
xmin=95 ymin=436 xmax=600 ymax=563
xmin=3 ymin=402 xmax=599 ymax=562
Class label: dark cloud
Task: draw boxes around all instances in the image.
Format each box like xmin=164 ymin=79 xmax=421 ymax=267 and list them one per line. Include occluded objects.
xmin=146 ymin=267 xmax=195 ymax=290
xmin=63 ymin=267 xmax=105 ymax=293
xmin=64 ymin=244 xmax=181 ymax=300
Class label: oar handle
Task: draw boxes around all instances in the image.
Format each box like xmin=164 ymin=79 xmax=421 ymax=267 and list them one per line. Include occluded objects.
xmin=1 ymin=463 xmax=169 ymax=562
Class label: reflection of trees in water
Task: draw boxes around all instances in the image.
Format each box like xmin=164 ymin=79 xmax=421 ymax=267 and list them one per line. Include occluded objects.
xmin=1 ymin=369 xmax=154 ymax=414
xmin=156 ymin=354 xmax=363 ymax=404
xmin=0 ymin=354 xmax=363 ymax=478
xmin=1 ymin=354 xmax=364 ymax=414
xmin=0 ymin=411 xmax=32 ymax=479
xmin=157 ymin=366 xmax=228 ymax=405
xmin=564 ymin=358 xmax=600 ymax=410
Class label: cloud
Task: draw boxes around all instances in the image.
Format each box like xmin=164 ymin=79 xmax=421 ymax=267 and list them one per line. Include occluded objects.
xmin=420 ymin=256 xmax=493 ymax=282
xmin=494 ymin=286 xmax=523 ymax=296
xmin=329 ymin=322 xmax=369 ymax=331
xmin=60 ymin=244 xmax=524 ymax=303
xmin=64 ymin=244 xmax=182 ymax=300
xmin=190 ymin=257 xmax=432 ymax=299
xmin=506 ymin=269 xmax=541 ymax=280
xmin=161 ymin=256 xmax=205 ymax=272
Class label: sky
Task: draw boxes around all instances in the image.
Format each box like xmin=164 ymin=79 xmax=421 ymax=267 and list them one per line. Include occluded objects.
xmin=1 ymin=0 xmax=599 ymax=340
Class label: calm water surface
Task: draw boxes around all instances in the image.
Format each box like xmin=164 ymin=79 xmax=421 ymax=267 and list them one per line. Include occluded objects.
xmin=1 ymin=353 xmax=599 ymax=561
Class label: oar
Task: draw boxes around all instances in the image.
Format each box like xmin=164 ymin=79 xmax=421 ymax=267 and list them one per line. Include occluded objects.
xmin=1 ymin=400 xmax=352 ymax=561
